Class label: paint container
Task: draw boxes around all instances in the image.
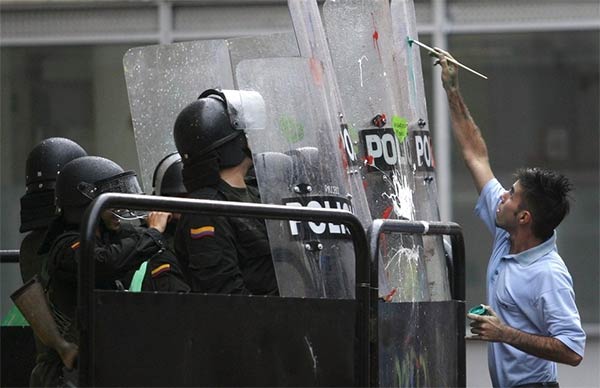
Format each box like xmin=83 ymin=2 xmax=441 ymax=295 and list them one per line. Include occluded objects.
xmin=468 ymin=304 xmax=489 ymax=316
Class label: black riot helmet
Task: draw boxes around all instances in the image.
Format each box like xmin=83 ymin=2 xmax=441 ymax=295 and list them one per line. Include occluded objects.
xmin=173 ymin=88 xmax=266 ymax=169
xmin=20 ymin=137 xmax=87 ymax=232
xmin=152 ymin=152 xmax=186 ymax=197
xmin=55 ymin=156 xmax=143 ymax=225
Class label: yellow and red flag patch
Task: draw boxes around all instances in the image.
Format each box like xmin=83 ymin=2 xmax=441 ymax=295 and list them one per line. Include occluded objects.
xmin=151 ymin=263 xmax=170 ymax=278
xmin=190 ymin=226 xmax=215 ymax=239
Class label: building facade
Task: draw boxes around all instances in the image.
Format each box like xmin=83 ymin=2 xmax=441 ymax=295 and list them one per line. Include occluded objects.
xmin=1 ymin=1 xmax=598 ymax=386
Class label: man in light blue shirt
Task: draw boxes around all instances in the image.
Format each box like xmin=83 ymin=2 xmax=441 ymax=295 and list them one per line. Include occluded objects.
xmin=436 ymin=49 xmax=586 ymax=387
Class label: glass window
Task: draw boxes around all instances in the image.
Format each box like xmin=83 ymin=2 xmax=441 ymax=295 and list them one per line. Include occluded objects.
xmin=1 ymin=44 xmax=142 ymax=317
xmin=1 ymin=45 xmax=140 ymax=250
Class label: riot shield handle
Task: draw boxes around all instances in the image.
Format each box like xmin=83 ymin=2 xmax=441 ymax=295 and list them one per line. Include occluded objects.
xmin=10 ymin=276 xmax=79 ymax=370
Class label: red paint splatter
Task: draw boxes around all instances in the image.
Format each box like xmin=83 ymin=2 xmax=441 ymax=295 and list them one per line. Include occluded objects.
xmin=382 ymin=206 xmax=393 ymax=220
xmin=384 ymin=287 xmax=397 ymax=302
xmin=372 ymin=13 xmax=382 ymax=62
xmin=309 ymin=57 xmax=323 ymax=86
xmin=378 ymin=207 xmax=394 ymax=257
xmin=338 ymin=135 xmax=349 ymax=170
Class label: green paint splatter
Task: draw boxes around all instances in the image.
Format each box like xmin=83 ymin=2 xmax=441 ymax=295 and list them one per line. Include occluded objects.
xmin=392 ymin=115 xmax=408 ymax=142
xmin=279 ymin=116 xmax=304 ymax=143
xmin=347 ymin=124 xmax=359 ymax=144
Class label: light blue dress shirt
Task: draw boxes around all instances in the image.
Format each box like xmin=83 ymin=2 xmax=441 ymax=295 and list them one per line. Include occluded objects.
xmin=475 ymin=179 xmax=586 ymax=388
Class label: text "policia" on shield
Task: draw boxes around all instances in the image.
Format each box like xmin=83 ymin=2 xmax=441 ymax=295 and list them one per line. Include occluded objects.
xmin=282 ymin=196 xmax=353 ymax=240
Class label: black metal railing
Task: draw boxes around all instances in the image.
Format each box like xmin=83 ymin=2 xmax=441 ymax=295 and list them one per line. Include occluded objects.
xmin=0 ymin=250 xmax=20 ymax=264
xmin=78 ymin=193 xmax=371 ymax=387
xmin=367 ymin=219 xmax=466 ymax=387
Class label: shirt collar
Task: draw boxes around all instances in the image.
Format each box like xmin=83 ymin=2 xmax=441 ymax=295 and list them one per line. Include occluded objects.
xmin=503 ymin=231 xmax=557 ymax=266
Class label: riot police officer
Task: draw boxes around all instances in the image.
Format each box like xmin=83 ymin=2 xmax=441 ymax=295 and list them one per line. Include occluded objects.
xmin=128 ymin=152 xmax=190 ymax=293
xmin=173 ymin=89 xmax=278 ymax=295
xmin=33 ymin=156 xmax=171 ymax=386
xmin=15 ymin=138 xmax=87 ymax=387
xmin=152 ymin=152 xmax=187 ymax=198
xmin=19 ymin=137 xmax=87 ymax=283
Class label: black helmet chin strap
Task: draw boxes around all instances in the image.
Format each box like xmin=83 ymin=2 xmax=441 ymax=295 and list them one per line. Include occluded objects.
xmin=181 ymin=150 xmax=221 ymax=191
xmin=192 ymin=130 xmax=242 ymax=160
xmin=241 ymin=135 xmax=252 ymax=159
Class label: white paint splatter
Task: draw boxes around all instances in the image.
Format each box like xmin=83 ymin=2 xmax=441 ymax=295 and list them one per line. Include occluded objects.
xmin=385 ymin=245 xmax=421 ymax=272
xmin=381 ymin=169 xmax=415 ymax=220
xmin=384 ymin=244 xmax=428 ymax=302
xmin=304 ymin=335 xmax=318 ymax=372
xmin=358 ymin=55 xmax=369 ymax=87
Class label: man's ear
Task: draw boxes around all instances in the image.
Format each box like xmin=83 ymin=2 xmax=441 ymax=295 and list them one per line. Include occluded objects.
xmin=519 ymin=210 xmax=532 ymax=225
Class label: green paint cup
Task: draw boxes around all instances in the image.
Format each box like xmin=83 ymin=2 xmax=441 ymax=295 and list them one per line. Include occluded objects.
xmin=468 ymin=304 xmax=489 ymax=316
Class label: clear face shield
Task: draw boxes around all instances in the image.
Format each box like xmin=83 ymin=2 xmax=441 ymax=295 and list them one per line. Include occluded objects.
xmin=219 ymin=89 xmax=266 ymax=132
xmin=78 ymin=171 xmax=148 ymax=221
xmin=198 ymin=89 xmax=267 ymax=136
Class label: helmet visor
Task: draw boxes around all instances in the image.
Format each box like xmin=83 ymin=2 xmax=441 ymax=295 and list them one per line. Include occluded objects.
xmin=222 ymin=89 xmax=266 ymax=131
xmin=95 ymin=171 xmax=143 ymax=196
xmin=111 ymin=208 xmax=149 ymax=220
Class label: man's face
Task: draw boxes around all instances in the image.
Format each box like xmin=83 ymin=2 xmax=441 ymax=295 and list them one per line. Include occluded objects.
xmin=495 ymin=180 xmax=526 ymax=232
xmin=100 ymin=209 xmax=121 ymax=232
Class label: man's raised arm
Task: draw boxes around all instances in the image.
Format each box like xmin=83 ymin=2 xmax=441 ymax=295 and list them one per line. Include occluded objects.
xmin=438 ymin=50 xmax=494 ymax=194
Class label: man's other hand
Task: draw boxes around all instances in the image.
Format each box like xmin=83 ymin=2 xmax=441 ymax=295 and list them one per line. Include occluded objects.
xmin=466 ymin=305 xmax=508 ymax=343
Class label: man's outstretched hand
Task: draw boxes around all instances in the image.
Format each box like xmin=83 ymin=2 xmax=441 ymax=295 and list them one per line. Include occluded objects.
xmin=430 ymin=47 xmax=460 ymax=92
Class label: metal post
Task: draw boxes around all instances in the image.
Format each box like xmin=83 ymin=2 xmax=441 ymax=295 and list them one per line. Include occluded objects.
xmin=158 ymin=0 xmax=173 ymax=44
xmin=432 ymin=0 xmax=451 ymax=221
xmin=0 ymin=250 xmax=20 ymax=264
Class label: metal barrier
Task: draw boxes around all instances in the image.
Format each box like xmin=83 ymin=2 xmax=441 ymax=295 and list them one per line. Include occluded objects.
xmin=78 ymin=193 xmax=371 ymax=387
xmin=0 ymin=250 xmax=19 ymax=264
xmin=368 ymin=219 xmax=465 ymax=301
xmin=367 ymin=219 xmax=466 ymax=387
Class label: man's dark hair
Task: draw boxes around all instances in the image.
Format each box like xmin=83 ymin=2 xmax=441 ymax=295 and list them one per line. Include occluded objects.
xmin=515 ymin=167 xmax=573 ymax=240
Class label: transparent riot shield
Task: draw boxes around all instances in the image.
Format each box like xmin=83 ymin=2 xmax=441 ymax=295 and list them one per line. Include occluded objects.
xmin=123 ymin=40 xmax=234 ymax=191
xmin=323 ymin=0 xmax=431 ymax=302
xmin=390 ymin=0 xmax=450 ymax=301
xmin=236 ymin=57 xmax=357 ymax=299
xmin=323 ymin=0 xmax=450 ymax=302
xmin=287 ymin=0 xmax=373 ymax=230
xmin=125 ymin=35 xmax=301 ymax=192
xmin=226 ymin=32 xmax=299 ymax=86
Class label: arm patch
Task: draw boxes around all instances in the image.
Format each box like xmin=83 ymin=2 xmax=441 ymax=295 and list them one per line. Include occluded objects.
xmin=190 ymin=226 xmax=215 ymax=239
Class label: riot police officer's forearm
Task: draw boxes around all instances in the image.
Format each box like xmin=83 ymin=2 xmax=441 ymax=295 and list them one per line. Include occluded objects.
xmin=94 ymin=228 xmax=165 ymax=277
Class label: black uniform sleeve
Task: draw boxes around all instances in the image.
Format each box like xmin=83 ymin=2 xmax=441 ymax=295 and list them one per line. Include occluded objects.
xmin=94 ymin=227 xmax=165 ymax=279
xmin=47 ymin=233 xmax=81 ymax=286
xmin=177 ymin=213 xmax=249 ymax=294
